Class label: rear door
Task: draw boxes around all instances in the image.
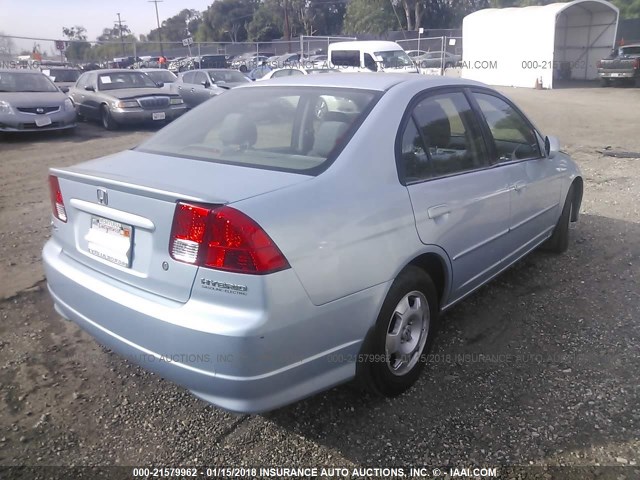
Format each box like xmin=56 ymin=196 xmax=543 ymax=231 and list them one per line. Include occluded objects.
xmin=470 ymin=90 xmax=562 ymax=263
xmin=401 ymin=89 xmax=512 ymax=302
xmin=178 ymin=71 xmax=196 ymax=107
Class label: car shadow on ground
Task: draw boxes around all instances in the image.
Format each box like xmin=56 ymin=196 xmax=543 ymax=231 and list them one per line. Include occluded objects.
xmin=264 ymin=213 xmax=640 ymax=466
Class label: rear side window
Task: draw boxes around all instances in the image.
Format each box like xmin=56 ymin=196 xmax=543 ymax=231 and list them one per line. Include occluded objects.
xmin=331 ymin=50 xmax=360 ymax=67
xmin=473 ymin=93 xmax=541 ymax=162
xmin=400 ymin=91 xmax=488 ymax=181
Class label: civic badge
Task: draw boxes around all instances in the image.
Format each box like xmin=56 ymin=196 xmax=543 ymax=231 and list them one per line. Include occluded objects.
xmin=97 ymin=188 xmax=108 ymax=206
xmin=36 ymin=107 xmax=44 ymax=114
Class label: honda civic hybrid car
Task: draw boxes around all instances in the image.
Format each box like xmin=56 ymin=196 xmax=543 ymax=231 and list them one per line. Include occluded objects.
xmin=43 ymin=74 xmax=583 ymax=413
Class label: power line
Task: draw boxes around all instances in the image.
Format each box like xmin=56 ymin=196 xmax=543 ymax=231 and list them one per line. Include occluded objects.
xmin=148 ymin=0 xmax=164 ymax=56
xmin=115 ymin=13 xmax=127 ymax=56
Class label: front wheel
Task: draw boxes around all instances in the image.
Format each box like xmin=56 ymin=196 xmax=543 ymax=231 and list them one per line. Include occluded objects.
xmin=358 ymin=266 xmax=438 ymax=397
xmin=543 ymin=185 xmax=574 ymax=254
xmin=101 ymin=105 xmax=118 ymax=130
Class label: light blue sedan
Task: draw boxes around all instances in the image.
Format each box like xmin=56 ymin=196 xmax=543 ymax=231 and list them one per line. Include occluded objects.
xmin=43 ymin=74 xmax=583 ymax=413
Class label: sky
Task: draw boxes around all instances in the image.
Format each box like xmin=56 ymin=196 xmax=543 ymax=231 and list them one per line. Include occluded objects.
xmin=0 ymin=0 xmax=214 ymax=52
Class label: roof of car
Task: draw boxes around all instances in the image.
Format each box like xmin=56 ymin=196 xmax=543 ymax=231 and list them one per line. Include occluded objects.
xmin=244 ymin=72 xmax=486 ymax=91
xmin=93 ymin=69 xmax=146 ymax=74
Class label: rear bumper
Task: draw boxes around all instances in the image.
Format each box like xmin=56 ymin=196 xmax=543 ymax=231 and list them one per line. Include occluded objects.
xmin=43 ymin=239 xmax=386 ymax=413
xmin=110 ymin=105 xmax=187 ymax=124
xmin=598 ymin=71 xmax=637 ymax=78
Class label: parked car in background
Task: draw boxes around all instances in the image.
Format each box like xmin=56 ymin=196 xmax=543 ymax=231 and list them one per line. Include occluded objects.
xmin=172 ymin=69 xmax=251 ymax=108
xmin=42 ymin=67 xmax=82 ymax=92
xmin=257 ymin=67 xmax=340 ymax=81
xmin=140 ymin=68 xmax=178 ymax=92
xmin=414 ymin=51 xmax=462 ymax=69
xmin=43 ymin=73 xmax=583 ymax=413
xmin=0 ymin=69 xmax=76 ymax=133
xmin=405 ymin=49 xmax=429 ymax=59
xmin=597 ymin=44 xmax=640 ymax=86
xmin=328 ymin=41 xmax=419 ymax=73
xmin=232 ymin=53 xmax=273 ymax=72
xmin=168 ymin=57 xmax=187 ymax=73
xmin=69 ymin=69 xmax=186 ymax=130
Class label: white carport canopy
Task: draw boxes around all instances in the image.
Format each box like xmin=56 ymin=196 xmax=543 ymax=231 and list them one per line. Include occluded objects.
xmin=461 ymin=0 xmax=619 ymax=88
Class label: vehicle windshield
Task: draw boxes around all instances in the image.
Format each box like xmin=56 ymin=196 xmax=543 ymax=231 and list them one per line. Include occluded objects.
xmin=137 ymin=86 xmax=380 ymax=174
xmin=145 ymin=70 xmax=177 ymax=83
xmin=47 ymin=69 xmax=81 ymax=83
xmin=374 ymin=50 xmax=414 ymax=68
xmin=620 ymin=46 xmax=640 ymax=55
xmin=97 ymin=72 xmax=157 ymax=90
xmin=208 ymin=70 xmax=247 ymax=83
xmin=0 ymin=72 xmax=58 ymax=92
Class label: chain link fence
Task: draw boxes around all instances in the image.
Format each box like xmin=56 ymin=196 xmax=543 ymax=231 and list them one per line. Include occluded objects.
xmin=0 ymin=33 xmax=461 ymax=76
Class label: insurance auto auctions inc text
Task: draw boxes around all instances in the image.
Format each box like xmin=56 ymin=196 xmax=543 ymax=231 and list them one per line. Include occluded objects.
xmin=205 ymin=466 xmax=499 ymax=478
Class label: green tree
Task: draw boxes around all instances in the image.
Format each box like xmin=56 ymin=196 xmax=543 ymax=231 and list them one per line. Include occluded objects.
xmin=247 ymin=0 xmax=284 ymax=41
xmin=343 ymin=0 xmax=399 ymax=35
xmin=0 ymin=32 xmax=17 ymax=56
xmin=197 ymin=0 xmax=259 ymax=42
xmin=62 ymin=25 xmax=92 ymax=62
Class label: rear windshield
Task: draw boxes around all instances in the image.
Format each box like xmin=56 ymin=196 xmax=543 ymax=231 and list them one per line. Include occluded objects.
xmin=47 ymin=69 xmax=81 ymax=82
xmin=137 ymin=86 xmax=380 ymax=174
xmin=620 ymin=46 xmax=640 ymax=56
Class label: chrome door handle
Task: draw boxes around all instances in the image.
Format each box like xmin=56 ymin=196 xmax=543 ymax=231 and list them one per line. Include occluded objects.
xmin=512 ymin=181 xmax=527 ymax=192
xmin=427 ymin=204 xmax=451 ymax=219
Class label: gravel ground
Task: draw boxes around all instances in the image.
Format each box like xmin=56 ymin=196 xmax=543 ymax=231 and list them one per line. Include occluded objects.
xmin=0 ymin=85 xmax=639 ymax=478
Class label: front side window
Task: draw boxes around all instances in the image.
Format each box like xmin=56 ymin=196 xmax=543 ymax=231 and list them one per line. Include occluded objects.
xmin=401 ymin=91 xmax=487 ymax=180
xmin=374 ymin=50 xmax=413 ymax=68
xmin=137 ymin=86 xmax=379 ymax=174
xmin=473 ymin=93 xmax=541 ymax=162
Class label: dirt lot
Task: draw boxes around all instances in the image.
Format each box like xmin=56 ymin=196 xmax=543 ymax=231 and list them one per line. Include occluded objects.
xmin=1 ymin=85 xmax=639 ymax=477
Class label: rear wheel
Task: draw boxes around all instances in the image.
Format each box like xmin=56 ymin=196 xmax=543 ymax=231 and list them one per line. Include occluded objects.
xmin=358 ymin=266 xmax=438 ymax=397
xmin=101 ymin=105 xmax=118 ymax=130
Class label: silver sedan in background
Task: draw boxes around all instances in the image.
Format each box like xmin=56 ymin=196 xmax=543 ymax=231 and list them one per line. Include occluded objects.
xmin=0 ymin=69 xmax=76 ymax=133
xmin=172 ymin=69 xmax=251 ymax=108
xmin=44 ymin=74 xmax=582 ymax=413
xmin=69 ymin=69 xmax=186 ymax=130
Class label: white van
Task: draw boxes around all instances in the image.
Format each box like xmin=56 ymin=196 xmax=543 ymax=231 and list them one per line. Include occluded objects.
xmin=327 ymin=41 xmax=418 ymax=73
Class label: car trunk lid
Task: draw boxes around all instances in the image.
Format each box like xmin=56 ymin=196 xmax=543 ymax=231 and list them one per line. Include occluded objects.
xmin=51 ymin=149 xmax=310 ymax=303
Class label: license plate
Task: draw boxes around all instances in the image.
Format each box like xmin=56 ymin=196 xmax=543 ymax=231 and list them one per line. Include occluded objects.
xmin=152 ymin=112 xmax=166 ymax=120
xmin=85 ymin=216 xmax=133 ymax=267
xmin=611 ymin=73 xmax=620 ymax=77
xmin=35 ymin=116 xmax=52 ymax=127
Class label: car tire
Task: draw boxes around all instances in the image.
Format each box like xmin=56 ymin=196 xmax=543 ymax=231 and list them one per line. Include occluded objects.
xmin=101 ymin=105 xmax=118 ymax=131
xmin=239 ymin=65 xmax=248 ymax=73
xmin=543 ymin=185 xmax=574 ymax=254
xmin=358 ymin=266 xmax=438 ymax=397
xmin=600 ymin=78 xmax=611 ymax=87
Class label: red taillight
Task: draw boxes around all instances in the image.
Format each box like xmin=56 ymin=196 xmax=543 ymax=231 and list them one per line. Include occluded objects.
xmin=48 ymin=175 xmax=67 ymax=222
xmin=634 ymin=58 xmax=640 ymax=69
xmin=169 ymin=202 xmax=289 ymax=274
xmin=596 ymin=60 xmax=602 ymax=68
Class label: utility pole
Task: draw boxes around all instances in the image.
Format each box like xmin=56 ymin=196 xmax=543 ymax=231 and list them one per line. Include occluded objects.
xmin=116 ymin=13 xmax=127 ymax=56
xmin=283 ymin=0 xmax=290 ymax=42
xmin=148 ymin=0 xmax=164 ymax=57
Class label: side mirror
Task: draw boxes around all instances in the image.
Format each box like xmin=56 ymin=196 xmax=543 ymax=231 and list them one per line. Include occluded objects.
xmin=545 ymin=135 xmax=560 ymax=159
xmin=156 ymin=82 xmax=164 ymax=88
xmin=84 ymin=85 xmax=95 ymax=92
xmin=60 ymin=86 xmax=69 ymax=93
xmin=201 ymin=80 xmax=211 ymax=88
